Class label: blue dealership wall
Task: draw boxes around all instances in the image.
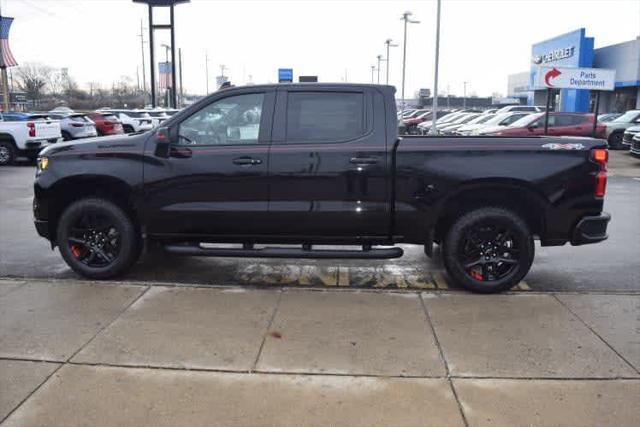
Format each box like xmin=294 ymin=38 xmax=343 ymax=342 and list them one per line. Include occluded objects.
xmin=529 ymin=28 xmax=594 ymax=112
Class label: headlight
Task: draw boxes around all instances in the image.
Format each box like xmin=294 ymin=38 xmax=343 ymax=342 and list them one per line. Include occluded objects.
xmin=37 ymin=156 xmax=49 ymax=172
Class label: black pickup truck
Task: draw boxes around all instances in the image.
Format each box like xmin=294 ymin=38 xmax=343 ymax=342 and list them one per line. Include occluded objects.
xmin=33 ymin=84 xmax=610 ymax=293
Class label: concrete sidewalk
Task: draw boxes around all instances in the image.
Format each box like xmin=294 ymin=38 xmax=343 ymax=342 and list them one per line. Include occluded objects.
xmin=0 ymin=279 xmax=638 ymax=426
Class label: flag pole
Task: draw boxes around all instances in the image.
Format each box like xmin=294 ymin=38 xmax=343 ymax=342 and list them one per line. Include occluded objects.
xmin=0 ymin=6 xmax=9 ymax=112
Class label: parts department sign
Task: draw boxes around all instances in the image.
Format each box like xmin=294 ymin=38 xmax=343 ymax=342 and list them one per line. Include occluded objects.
xmin=535 ymin=66 xmax=615 ymax=91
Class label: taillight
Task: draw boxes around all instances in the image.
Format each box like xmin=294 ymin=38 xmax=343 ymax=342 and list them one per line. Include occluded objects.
xmin=592 ymin=148 xmax=608 ymax=198
xmin=27 ymin=122 xmax=36 ymax=137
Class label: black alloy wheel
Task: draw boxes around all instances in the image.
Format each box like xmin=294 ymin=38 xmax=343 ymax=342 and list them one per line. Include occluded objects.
xmin=57 ymin=198 xmax=141 ymax=279
xmin=442 ymin=207 xmax=534 ymax=293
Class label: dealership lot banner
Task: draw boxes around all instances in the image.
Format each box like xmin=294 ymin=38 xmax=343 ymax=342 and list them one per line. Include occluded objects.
xmin=535 ymin=66 xmax=615 ymax=91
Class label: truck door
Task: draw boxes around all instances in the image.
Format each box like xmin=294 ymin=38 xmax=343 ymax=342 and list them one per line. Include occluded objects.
xmin=142 ymin=89 xmax=275 ymax=236
xmin=265 ymin=87 xmax=391 ymax=238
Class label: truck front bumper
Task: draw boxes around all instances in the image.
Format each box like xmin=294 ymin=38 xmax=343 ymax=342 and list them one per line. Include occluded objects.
xmin=571 ymin=212 xmax=610 ymax=245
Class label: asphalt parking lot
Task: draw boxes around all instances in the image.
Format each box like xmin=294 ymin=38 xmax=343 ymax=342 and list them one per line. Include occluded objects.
xmin=1 ymin=151 xmax=639 ymax=293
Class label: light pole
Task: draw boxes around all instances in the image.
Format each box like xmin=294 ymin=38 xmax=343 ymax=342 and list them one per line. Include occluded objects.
xmin=430 ymin=0 xmax=442 ymax=136
xmin=370 ymin=65 xmax=376 ymax=84
xmin=400 ymin=11 xmax=420 ymax=112
xmin=463 ymin=81 xmax=468 ymax=109
xmin=376 ymin=55 xmax=384 ymax=84
xmin=384 ymin=38 xmax=397 ymax=85
xmin=138 ymin=19 xmax=147 ymax=103
xmin=205 ymin=51 xmax=209 ymax=94
xmin=161 ymin=43 xmax=172 ymax=107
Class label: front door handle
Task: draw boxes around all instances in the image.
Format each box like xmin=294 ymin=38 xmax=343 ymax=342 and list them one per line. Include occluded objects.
xmin=350 ymin=156 xmax=378 ymax=165
xmin=233 ymin=157 xmax=262 ymax=166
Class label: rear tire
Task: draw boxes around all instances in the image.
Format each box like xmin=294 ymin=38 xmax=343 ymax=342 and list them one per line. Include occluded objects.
xmin=608 ymin=132 xmax=624 ymax=150
xmin=442 ymin=207 xmax=534 ymax=293
xmin=0 ymin=141 xmax=16 ymax=166
xmin=56 ymin=198 xmax=142 ymax=279
xmin=123 ymin=125 xmax=134 ymax=134
xmin=61 ymin=131 xmax=72 ymax=141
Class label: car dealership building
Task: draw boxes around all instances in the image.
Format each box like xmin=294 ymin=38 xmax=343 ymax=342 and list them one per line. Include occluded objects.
xmin=507 ymin=29 xmax=640 ymax=113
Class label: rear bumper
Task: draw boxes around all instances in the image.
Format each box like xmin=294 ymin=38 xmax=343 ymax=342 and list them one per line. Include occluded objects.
xmin=570 ymin=212 xmax=610 ymax=245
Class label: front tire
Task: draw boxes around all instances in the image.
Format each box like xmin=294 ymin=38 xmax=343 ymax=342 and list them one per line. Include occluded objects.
xmin=442 ymin=207 xmax=534 ymax=293
xmin=123 ymin=124 xmax=134 ymax=134
xmin=56 ymin=198 xmax=141 ymax=279
xmin=0 ymin=141 xmax=16 ymax=166
xmin=608 ymin=132 xmax=624 ymax=150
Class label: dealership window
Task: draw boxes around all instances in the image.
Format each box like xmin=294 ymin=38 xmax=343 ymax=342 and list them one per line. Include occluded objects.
xmin=286 ymin=92 xmax=364 ymax=142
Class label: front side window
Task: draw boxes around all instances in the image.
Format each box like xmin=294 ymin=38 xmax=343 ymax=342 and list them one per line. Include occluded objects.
xmin=178 ymin=93 xmax=264 ymax=145
xmin=286 ymin=92 xmax=364 ymax=142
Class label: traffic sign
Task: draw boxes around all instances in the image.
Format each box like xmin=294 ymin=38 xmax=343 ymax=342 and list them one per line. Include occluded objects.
xmin=278 ymin=68 xmax=293 ymax=83
xmin=535 ymin=66 xmax=615 ymax=91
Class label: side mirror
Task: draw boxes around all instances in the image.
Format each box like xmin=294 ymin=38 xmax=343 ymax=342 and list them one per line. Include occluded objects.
xmin=153 ymin=126 xmax=174 ymax=158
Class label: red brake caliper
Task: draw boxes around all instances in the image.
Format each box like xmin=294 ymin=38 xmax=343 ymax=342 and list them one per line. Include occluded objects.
xmin=470 ymin=270 xmax=483 ymax=281
xmin=70 ymin=244 xmax=82 ymax=258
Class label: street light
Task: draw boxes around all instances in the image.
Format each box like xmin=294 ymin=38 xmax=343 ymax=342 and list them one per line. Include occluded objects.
xmin=430 ymin=0 xmax=442 ymax=136
xmin=400 ymin=11 xmax=420 ymax=112
xmin=463 ymin=81 xmax=468 ymax=109
xmin=370 ymin=65 xmax=376 ymax=84
xmin=384 ymin=38 xmax=398 ymax=85
xmin=376 ymin=55 xmax=384 ymax=84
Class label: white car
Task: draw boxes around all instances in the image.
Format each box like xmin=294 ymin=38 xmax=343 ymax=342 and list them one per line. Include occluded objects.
xmin=494 ymin=105 xmax=544 ymax=114
xmin=100 ymin=110 xmax=153 ymax=133
xmin=473 ymin=112 xmax=533 ymax=136
xmin=144 ymin=110 xmax=171 ymax=127
xmin=0 ymin=113 xmax=61 ymax=165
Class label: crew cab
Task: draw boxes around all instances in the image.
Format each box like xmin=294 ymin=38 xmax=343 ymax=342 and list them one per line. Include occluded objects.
xmin=0 ymin=113 xmax=61 ymax=165
xmin=33 ymin=84 xmax=610 ymax=293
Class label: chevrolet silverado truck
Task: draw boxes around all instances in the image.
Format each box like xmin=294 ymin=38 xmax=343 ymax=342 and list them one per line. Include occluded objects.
xmin=0 ymin=113 xmax=61 ymax=165
xmin=33 ymin=84 xmax=610 ymax=293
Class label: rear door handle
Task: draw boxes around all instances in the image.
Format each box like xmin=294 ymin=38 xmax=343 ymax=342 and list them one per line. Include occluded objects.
xmin=233 ymin=157 xmax=262 ymax=165
xmin=350 ymin=156 xmax=378 ymax=165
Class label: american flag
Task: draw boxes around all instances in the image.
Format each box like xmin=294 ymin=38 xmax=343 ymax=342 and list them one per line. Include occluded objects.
xmin=0 ymin=17 xmax=18 ymax=68
xmin=158 ymin=61 xmax=172 ymax=89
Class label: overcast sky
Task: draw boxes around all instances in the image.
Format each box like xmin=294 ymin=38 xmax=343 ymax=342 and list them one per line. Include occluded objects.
xmin=3 ymin=0 xmax=640 ymax=97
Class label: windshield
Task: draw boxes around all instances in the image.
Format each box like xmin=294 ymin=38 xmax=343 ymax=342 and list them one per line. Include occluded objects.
xmin=466 ymin=114 xmax=494 ymax=125
xmin=436 ymin=113 xmax=461 ymax=124
xmin=124 ymin=111 xmax=151 ymax=118
xmin=146 ymin=111 xmax=168 ymax=117
xmin=508 ymin=113 xmax=542 ymax=128
xmin=612 ymin=110 xmax=640 ymax=123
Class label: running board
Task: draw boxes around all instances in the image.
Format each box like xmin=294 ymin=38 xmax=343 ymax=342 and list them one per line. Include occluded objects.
xmin=163 ymin=244 xmax=404 ymax=260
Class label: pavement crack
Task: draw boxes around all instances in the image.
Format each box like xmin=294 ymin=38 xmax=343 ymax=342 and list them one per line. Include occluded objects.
xmin=419 ymin=293 xmax=469 ymax=427
xmin=552 ymin=294 xmax=640 ymax=376
xmin=250 ymin=288 xmax=283 ymax=373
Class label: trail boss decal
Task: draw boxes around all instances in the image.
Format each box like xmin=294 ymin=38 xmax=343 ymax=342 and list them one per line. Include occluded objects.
xmin=542 ymin=143 xmax=586 ymax=150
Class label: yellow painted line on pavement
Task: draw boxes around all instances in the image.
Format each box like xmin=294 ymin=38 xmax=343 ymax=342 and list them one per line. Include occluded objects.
xmin=405 ymin=275 xmax=436 ymax=289
xmin=516 ymin=281 xmax=531 ymax=291
xmin=318 ymin=267 xmax=339 ymax=287
xmin=337 ymin=267 xmax=350 ymax=287
xmin=432 ymin=272 xmax=449 ymax=290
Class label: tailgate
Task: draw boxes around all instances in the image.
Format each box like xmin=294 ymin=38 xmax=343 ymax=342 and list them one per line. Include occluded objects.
xmin=33 ymin=121 xmax=61 ymax=139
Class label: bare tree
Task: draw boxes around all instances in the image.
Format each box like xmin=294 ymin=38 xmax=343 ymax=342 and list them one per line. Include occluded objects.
xmin=16 ymin=63 xmax=53 ymax=107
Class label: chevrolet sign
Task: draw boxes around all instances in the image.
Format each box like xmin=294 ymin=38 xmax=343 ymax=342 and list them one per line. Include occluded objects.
xmin=532 ymin=46 xmax=575 ymax=64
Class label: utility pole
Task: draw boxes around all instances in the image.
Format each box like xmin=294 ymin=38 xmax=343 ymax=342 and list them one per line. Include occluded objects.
xmin=138 ymin=19 xmax=147 ymax=103
xmin=205 ymin=51 xmax=209 ymax=94
xmin=220 ymin=64 xmax=227 ymax=78
xmin=376 ymin=55 xmax=383 ymax=84
xmin=400 ymin=11 xmax=420 ymax=112
xmin=463 ymin=81 xmax=468 ymax=109
xmin=430 ymin=0 xmax=442 ymax=136
xmin=161 ymin=43 xmax=170 ymax=107
xmin=384 ymin=38 xmax=397 ymax=85
xmin=178 ymin=47 xmax=183 ymax=107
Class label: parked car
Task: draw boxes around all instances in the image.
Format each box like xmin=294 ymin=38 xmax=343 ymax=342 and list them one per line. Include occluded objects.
xmin=437 ymin=113 xmax=482 ymax=135
xmin=452 ymin=113 xmax=497 ymax=135
xmin=145 ymin=110 xmax=171 ymax=127
xmin=402 ymin=110 xmax=451 ymax=135
xmin=474 ymin=112 xmax=536 ymax=136
xmin=495 ymin=105 xmax=544 ymax=114
xmin=33 ymin=83 xmax=610 ymax=293
xmin=622 ymin=125 xmax=640 ymax=147
xmin=0 ymin=113 xmax=61 ymax=165
xmin=417 ymin=111 xmax=468 ymax=134
xmin=630 ymin=133 xmax=640 ymax=158
xmin=597 ymin=113 xmax=622 ymax=123
xmin=99 ymin=109 xmax=153 ymax=133
xmin=604 ymin=110 xmax=640 ymax=150
xmin=85 ymin=112 xmax=124 ymax=136
xmin=487 ymin=113 xmax=605 ymax=139
xmin=47 ymin=113 xmax=98 ymax=141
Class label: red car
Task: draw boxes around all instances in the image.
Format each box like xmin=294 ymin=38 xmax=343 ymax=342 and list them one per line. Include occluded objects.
xmin=85 ymin=112 xmax=124 ymax=136
xmin=492 ymin=113 xmax=606 ymax=139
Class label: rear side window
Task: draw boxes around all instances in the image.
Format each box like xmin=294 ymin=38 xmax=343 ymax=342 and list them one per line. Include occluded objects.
xmin=286 ymin=92 xmax=364 ymax=142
